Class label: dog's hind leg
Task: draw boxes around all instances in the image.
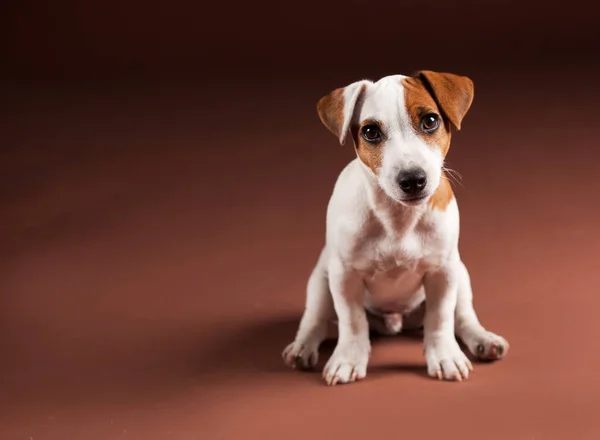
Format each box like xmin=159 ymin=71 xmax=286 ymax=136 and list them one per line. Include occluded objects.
xmin=283 ymin=246 xmax=335 ymax=370
xmin=454 ymin=260 xmax=509 ymax=361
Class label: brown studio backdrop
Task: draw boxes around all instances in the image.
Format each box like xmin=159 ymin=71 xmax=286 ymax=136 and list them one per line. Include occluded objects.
xmin=3 ymin=0 xmax=600 ymax=82
xmin=2 ymin=2 xmax=600 ymax=440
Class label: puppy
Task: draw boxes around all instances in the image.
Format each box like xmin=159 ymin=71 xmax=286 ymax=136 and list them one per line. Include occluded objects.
xmin=282 ymin=70 xmax=509 ymax=386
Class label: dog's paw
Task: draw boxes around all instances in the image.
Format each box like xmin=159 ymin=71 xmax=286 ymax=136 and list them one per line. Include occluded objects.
xmin=424 ymin=337 xmax=473 ymax=381
xmin=322 ymin=341 xmax=370 ymax=386
xmin=467 ymin=331 xmax=509 ymax=361
xmin=282 ymin=340 xmax=320 ymax=370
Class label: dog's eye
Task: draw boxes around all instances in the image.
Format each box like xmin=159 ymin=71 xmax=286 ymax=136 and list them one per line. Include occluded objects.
xmin=420 ymin=113 xmax=440 ymax=133
xmin=361 ymin=124 xmax=382 ymax=143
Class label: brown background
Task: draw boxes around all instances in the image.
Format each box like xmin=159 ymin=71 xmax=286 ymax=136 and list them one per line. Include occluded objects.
xmin=2 ymin=1 xmax=600 ymax=439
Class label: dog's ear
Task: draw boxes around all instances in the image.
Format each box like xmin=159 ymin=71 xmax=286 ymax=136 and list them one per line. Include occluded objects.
xmin=316 ymin=80 xmax=371 ymax=145
xmin=416 ymin=71 xmax=474 ymax=131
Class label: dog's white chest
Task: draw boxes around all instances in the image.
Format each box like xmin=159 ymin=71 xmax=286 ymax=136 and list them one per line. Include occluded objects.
xmin=352 ymin=220 xmax=448 ymax=313
xmin=363 ymin=264 xmax=426 ymax=313
xmin=352 ymin=220 xmax=442 ymax=272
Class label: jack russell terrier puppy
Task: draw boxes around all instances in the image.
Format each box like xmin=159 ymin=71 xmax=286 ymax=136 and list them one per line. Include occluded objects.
xmin=282 ymin=70 xmax=509 ymax=385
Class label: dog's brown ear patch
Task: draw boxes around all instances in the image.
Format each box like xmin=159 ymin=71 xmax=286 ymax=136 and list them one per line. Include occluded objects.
xmin=317 ymin=88 xmax=345 ymax=140
xmin=416 ymin=71 xmax=474 ymax=131
xmin=428 ymin=172 xmax=454 ymax=211
xmin=316 ymin=81 xmax=370 ymax=145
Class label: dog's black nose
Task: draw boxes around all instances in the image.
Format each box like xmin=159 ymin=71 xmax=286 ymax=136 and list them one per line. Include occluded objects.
xmin=397 ymin=168 xmax=427 ymax=196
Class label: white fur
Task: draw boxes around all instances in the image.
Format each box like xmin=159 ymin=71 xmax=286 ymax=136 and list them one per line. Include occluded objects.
xmin=282 ymin=75 xmax=508 ymax=385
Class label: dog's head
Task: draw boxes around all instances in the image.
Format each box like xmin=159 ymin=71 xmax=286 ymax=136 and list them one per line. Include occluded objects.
xmin=317 ymin=71 xmax=474 ymax=206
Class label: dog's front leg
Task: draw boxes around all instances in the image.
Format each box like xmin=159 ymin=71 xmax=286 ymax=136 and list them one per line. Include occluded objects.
xmin=423 ymin=264 xmax=473 ymax=381
xmin=323 ymin=257 xmax=370 ymax=386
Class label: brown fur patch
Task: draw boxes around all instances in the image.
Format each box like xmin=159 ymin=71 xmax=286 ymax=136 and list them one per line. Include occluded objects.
xmin=402 ymin=73 xmax=471 ymax=211
xmin=401 ymin=76 xmax=452 ymax=157
xmin=428 ymin=172 xmax=454 ymax=211
xmin=316 ymin=87 xmax=345 ymax=138
xmin=352 ymin=119 xmax=385 ymax=175
xmin=415 ymin=71 xmax=474 ymax=131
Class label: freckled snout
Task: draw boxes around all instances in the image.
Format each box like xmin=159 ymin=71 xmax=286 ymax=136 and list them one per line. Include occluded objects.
xmin=397 ymin=168 xmax=427 ymax=198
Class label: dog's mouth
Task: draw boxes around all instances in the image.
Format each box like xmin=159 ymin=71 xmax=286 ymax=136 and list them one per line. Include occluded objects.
xmin=400 ymin=194 xmax=430 ymax=206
